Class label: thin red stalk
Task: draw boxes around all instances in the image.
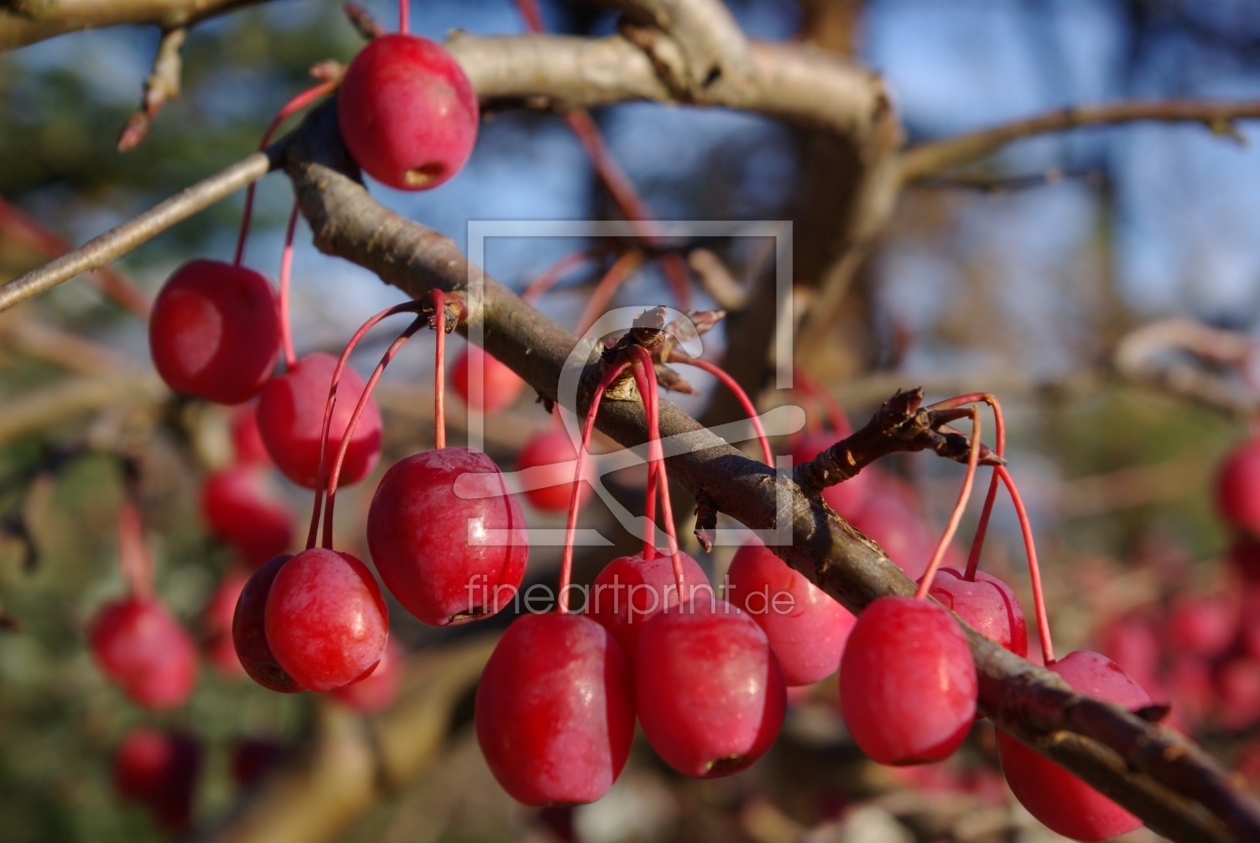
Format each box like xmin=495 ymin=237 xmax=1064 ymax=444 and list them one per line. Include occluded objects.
xmin=960 ymin=394 xmax=1006 ymax=580
xmin=673 ymin=353 xmax=772 ymax=465
xmin=322 ymin=317 xmax=423 ymax=549
xmin=558 ymin=360 xmax=631 ymax=613
xmin=434 ymin=290 xmax=446 ymax=450
xmin=794 ymin=367 xmax=851 ymax=436
xmin=513 ymin=0 xmax=544 ymax=33
xmin=997 ymin=464 xmax=1054 ymax=664
xmin=521 ymin=250 xmax=591 ymax=303
xmin=305 ymin=301 xmax=421 ymax=549
xmin=233 ymin=80 xmax=337 ymax=266
xmin=576 ymin=250 xmax=644 ymax=337
xmin=118 ymin=497 xmax=153 ymax=599
xmin=638 ymin=357 xmax=662 ymax=559
xmin=628 ymin=346 xmax=686 ymax=595
xmin=0 ymin=198 xmax=151 ymax=317
xmin=399 ymin=0 xmax=409 ymax=33
xmin=914 ymin=407 xmax=982 ymax=599
xmin=278 ymin=201 xmax=300 ymax=368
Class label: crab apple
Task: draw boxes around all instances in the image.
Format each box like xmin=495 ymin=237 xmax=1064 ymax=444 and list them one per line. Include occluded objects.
xmin=588 ymin=551 xmax=709 ymax=659
xmin=148 ymin=260 xmax=281 ymax=405
xmin=919 ymin=567 xmax=1027 ymax=657
xmin=1230 ymin=538 xmax=1260 ymax=582
xmin=726 ymin=540 xmax=856 ymax=686
xmin=789 ymin=433 xmax=872 ymax=518
xmin=89 ymin=596 xmax=199 ymax=710
xmin=451 ymin=346 xmax=525 ymax=413
xmin=201 ymin=570 xmax=248 ymax=678
xmin=367 ymin=447 xmax=528 ymax=626
xmin=1169 ymin=593 xmax=1239 ymax=659
xmin=635 ymin=599 xmax=786 ymax=777
xmin=337 ymin=33 xmax=479 ymax=191
xmin=1216 ymin=657 xmax=1260 ymax=730
xmin=998 ymin=650 xmax=1149 ymax=841
xmin=113 ymin=728 xmax=201 ymax=834
xmin=232 ymin=554 xmax=301 ymax=693
xmin=200 ymin=465 xmax=293 ymax=566
xmin=515 ymin=428 xmax=591 ymax=513
xmin=476 ymin=613 xmax=634 ymax=805
xmin=839 ymin=597 xmax=976 ymax=765
xmin=230 ymin=402 xmax=270 ymax=465
xmin=847 ymin=491 xmax=933 ymax=580
xmin=256 ymin=352 xmax=382 ymax=489
xmin=331 ymin=636 xmax=404 ymax=714
xmin=264 ymin=547 xmax=389 ymax=691
xmin=1217 ymin=434 xmax=1260 ymax=534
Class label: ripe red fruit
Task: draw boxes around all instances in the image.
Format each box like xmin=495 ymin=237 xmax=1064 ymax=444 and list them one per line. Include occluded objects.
xmin=919 ymin=567 xmax=1027 ymax=657
xmin=200 ymin=465 xmax=293 ymax=566
xmin=588 ymin=551 xmax=709 ymax=659
xmin=148 ymin=260 xmax=280 ymax=405
xmin=337 ymin=33 xmax=479 ymax=191
xmin=230 ymin=402 xmax=270 ymax=465
xmin=1098 ymin=613 xmax=1162 ymax=694
xmin=635 ymin=599 xmax=786 ymax=777
xmin=515 ymin=428 xmax=591 ymax=513
xmin=726 ymin=540 xmax=856 ymax=686
xmin=89 ymin=596 xmax=199 ymax=710
xmin=998 ymin=650 xmax=1148 ymax=841
xmin=451 ymin=346 xmax=525 ymax=413
xmin=839 ymin=597 xmax=977 ymax=765
xmin=790 ymin=433 xmax=872 ymax=518
xmin=264 ymin=547 xmax=389 ymax=691
xmin=256 ymin=352 xmax=382 ymax=489
xmin=476 ymin=613 xmax=635 ymax=805
xmin=1216 ymin=657 xmax=1260 ymax=730
xmin=232 ymin=554 xmax=302 ymax=693
xmin=1217 ymin=435 xmax=1260 ymax=534
xmin=331 ymin=636 xmax=405 ymax=714
xmin=113 ymin=727 xmax=201 ymax=834
xmin=367 ymin=447 xmax=528 ymax=626
xmin=1169 ymin=593 xmax=1239 ymax=659
xmin=847 ymin=491 xmax=933 ymax=579
xmin=201 ymin=571 xmax=248 ymax=678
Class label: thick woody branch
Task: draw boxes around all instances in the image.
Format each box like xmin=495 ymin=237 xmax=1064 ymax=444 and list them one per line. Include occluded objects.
xmin=0 ymin=0 xmax=265 ymax=51
xmin=601 ymin=0 xmax=751 ymax=94
xmin=282 ymin=101 xmax=1260 ymax=843
xmin=898 ymin=99 xmax=1260 ymax=184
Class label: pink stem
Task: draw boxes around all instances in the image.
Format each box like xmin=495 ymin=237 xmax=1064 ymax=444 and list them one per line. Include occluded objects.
xmin=794 ymin=367 xmax=851 ymax=436
xmin=914 ymin=408 xmax=982 ymax=599
xmin=118 ymin=497 xmax=153 ymax=599
xmin=513 ymin=0 xmax=544 ymax=33
xmin=674 ymin=354 xmax=771 ymax=465
xmin=434 ymin=290 xmax=446 ymax=451
xmin=521 ymin=250 xmax=591 ymax=303
xmin=639 ymin=358 xmax=662 ymax=559
xmin=628 ymin=346 xmax=686 ymax=596
xmin=575 ymin=250 xmax=644 ymax=338
xmin=997 ymin=464 xmax=1054 ymax=664
xmin=399 ymin=0 xmax=409 ymax=33
xmin=322 ymin=317 xmax=423 ymax=549
xmin=961 ymin=394 xmax=1006 ymax=581
xmin=278 ymin=202 xmax=300 ymax=368
xmin=559 ymin=360 xmax=631 ymax=613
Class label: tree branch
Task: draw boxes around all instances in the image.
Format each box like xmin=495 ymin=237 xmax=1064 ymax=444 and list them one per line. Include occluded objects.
xmin=281 ymin=100 xmax=1260 ymax=843
xmin=117 ymin=26 xmax=187 ymax=152
xmin=601 ymin=0 xmax=752 ymax=94
xmin=0 ymin=0 xmax=266 ymax=51
xmin=898 ymin=99 xmax=1260 ymax=184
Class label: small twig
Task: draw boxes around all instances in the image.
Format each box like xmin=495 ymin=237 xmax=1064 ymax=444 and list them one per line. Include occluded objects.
xmin=342 ymin=2 xmax=383 ymax=40
xmin=118 ymin=27 xmax=187 ymax=151
xmin=915 ymin=167 xmax=1106 ymax=194
xmin=899 ymin=99 xmax=1260 ymax=184
xmin=1114 ymin=318 xmax=1258 ymax=416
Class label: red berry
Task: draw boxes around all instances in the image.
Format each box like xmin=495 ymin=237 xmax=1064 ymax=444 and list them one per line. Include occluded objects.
xmin=1217 ymin=435 xmax=1260 ymax=534
xmin=331 ymin=636 xmax=404 ymax=714
xmin=113 ymin=727 xmax=201 ymax=834
xmin=200 ymin=465 xmax=293 ymax=567
xmin=789 ymin=433 xmax=872 ymax=517
xmin=476 ymin=613 xmax=634 ymax=805
xmin=1216 ymin=657 xmax=1260 ymax=730
xmin=256 ymin=352 xmax=382 ymax=489
xmin=367 ymin=447 xmax=528 ymax=626
xmin=231 ymin=402 xmax=270 ymax=465
xmin=515 ymin=428 xmax=591 ymax=513
xmin=89 ymin=596 xmax=199 ymax=710
xmin=998 ymin=651 xmax=1148 ymax=841
xmin=1169 ymin=593 xmax=1239 ymax=659
xmin=201 ymin=571 xmax=248 ymax=678
xmin=264 ymin=547 xmax=389 ymax=691
xmin=588 ymin=551 xmax=708 ymax=660
xmin=1098 ymin=613 xmax=1162 ymax=695
xmin=839 ymin=596 xmax=976 ymax=765
xmin=337 ymin=33 xmax=479 ymax=191
xmin=726 ymin=540 xmax=856 ymax=686
xmin=451 ymin=346 xmax=525 ymax=413
xmin=635 ymin=599 xmax=786 ymax=777
xmin=847 ymin=491 xmax=933 ymax=579
xmin=232 ymin=554 xmax=302 ymax=693
xmin=148 ymin=260 xmax=280 ymax=405
xmin=1230 ymin=538 xmax=1260 ymax=582
xmin=919 ymin=567 xmax=1027 ymax=657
